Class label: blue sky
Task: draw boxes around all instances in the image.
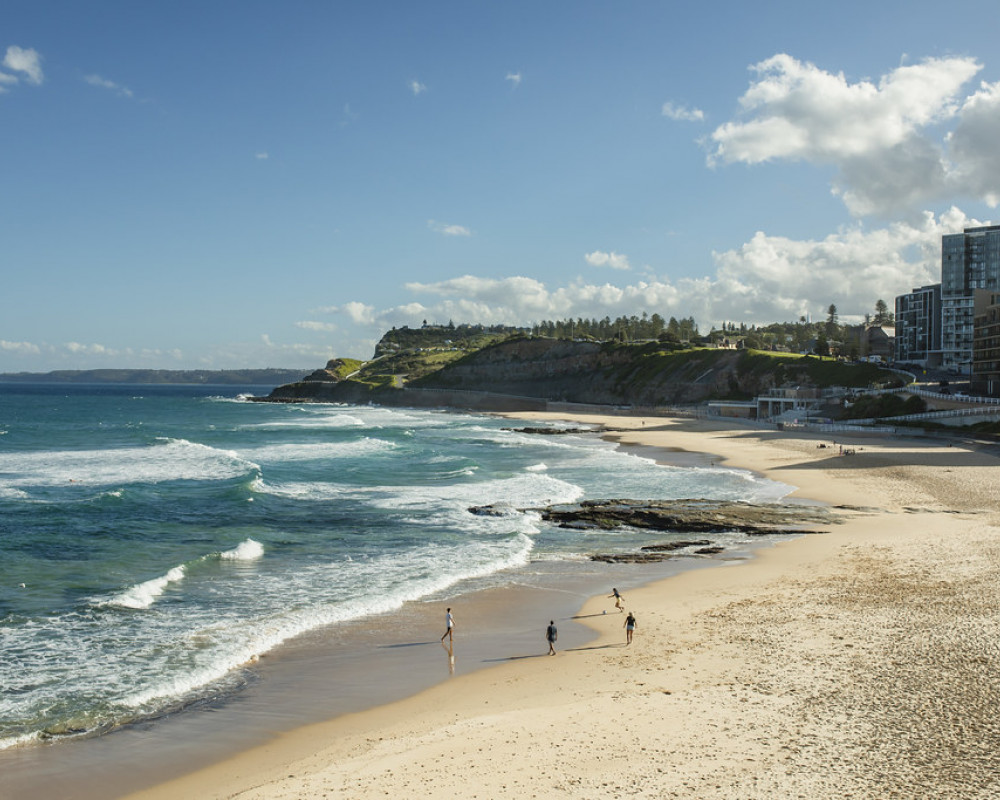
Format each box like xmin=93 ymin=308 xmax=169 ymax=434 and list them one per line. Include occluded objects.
xmin=3 ymin=1 xmax=1000 ymax=371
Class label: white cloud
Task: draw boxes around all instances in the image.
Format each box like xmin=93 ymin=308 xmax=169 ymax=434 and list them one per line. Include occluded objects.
xmin=707 ymin=54 xmax=992 ymax=217
xmin=505 ymin=72 xmax=522 ymax=88
xmin=64 ymin=342 xmax=118 ymax=356
xmin=409 ymin=80 xmax=427 ymax=95
xmin=255 ymin=151 xmax=269 ymax=160
xmin=339 ymin=301 xmax=377 ymax=325
xmin=428 ymin=220 xmax=472 ymax=237
xmin=296 ymin=320 xmax=338 ymax=332
xmin=662 ymin=101 xmax=704 ymax=122
xmin=948 ymin=80 xmax=1000 ymax=207
xmin=3 ymin=45 xmax=43 ymax=85
xmin=585 ymin=250 xmax=631 ymax=270
xmin=710 ymin=54 xmax=979 ymax=165
xmin=0 ymin=339 xmax=41 ymax=354
xmin=329 ymin=209 xmax=974 ymax=335
xmin=84 ymin=73 xmax=133 ymax=98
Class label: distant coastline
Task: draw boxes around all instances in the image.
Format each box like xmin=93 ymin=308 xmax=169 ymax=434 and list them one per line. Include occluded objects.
xmin=0 ymin=368 xmax=309 ymax=386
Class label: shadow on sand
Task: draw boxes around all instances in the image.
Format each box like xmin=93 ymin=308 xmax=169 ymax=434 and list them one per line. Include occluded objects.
xmin=482 ymin=642 xmax=626 ymax=663
xmin=380 ymin=641 xmax=439 ymax=649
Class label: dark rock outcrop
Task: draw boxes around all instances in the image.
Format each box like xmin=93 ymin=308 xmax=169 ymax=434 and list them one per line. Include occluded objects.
xmin=501 ymin=427 xmax=597 ymax=435
xmin=533 ymin=499 xmax=834 ymax=536
xmin=640 ymin=540 xmax=713 ymax=551
xmin=469 ymin=498 xmax=834 ymax=565
xmin=591 ymin=539 xmax=724 ymax=563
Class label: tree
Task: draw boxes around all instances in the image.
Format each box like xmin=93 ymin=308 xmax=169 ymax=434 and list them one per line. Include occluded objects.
xmin=873 ymin=299 xmax=893 ymax=326
xmin=649 ymin=313 xmax=665 ymax=338
xmin=825 ymin=304 xmax=839 ymax=339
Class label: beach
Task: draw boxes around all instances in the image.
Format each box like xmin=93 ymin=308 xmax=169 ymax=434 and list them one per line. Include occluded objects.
xmin=109 ymin=412 xmax=1000 ymax=799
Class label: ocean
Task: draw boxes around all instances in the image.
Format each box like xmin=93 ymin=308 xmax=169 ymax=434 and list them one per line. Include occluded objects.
xmin=0 ymin=383 xmax=792 ymax=752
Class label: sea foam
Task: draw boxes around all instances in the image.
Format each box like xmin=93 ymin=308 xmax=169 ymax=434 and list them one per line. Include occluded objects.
xmin=219 ymin=538 xmax=264 ymax=561
xmin=0 ymin=438 xmax=258 ymax=492
xmin=104 ymin=566 xmax=187 ymax=610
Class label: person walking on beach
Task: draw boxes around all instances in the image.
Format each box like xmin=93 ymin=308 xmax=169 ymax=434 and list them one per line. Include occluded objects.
xmin=546 ymin=620 xmax=558 ymax=655
xmin=609 ymin=587 xmax=624 ymax=612
xmin=441 ymin=607 xmax=454 ymax=642
xmin=624 ymin=611 xmax=637 ymax=645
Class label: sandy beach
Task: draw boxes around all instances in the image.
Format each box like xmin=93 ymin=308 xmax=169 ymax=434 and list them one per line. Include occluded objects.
xmin=108 ymin=413 xmax=1000 ymax=798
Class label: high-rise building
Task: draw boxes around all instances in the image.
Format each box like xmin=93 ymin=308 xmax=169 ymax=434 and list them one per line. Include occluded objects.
xmin=940 ymin=224 xmax=1000 ymax=372
xmin=894 ymin=283 xmax=941 ymax=365
xmin=972 ymin=291 xmax=1000 ymax=396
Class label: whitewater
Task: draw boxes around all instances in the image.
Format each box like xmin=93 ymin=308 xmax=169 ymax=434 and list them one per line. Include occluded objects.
xmin=0 ymin=383 xmax=791 ymax=750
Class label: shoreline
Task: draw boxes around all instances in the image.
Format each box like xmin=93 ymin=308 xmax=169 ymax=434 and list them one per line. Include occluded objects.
xmin=12 ymin=411 xmax=1000 ymax=798
xmin=1 ymin=550 xmax=704 ymax=800
xmin=0 ymin=416 xmax=758 ymax=800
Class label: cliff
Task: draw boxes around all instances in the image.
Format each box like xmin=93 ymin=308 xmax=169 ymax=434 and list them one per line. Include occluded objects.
xmin=259 ymin=335 xmax=896 ymax=408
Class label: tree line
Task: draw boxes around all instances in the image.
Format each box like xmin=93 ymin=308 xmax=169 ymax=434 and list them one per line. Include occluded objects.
xmin=530 ymin=313 xmax=699 ymax=342
xmin=529 ymin=299 xmax=893 ymax=355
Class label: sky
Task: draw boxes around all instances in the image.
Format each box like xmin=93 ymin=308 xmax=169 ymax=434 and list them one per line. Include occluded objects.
xmin=3 ymin=0 xmax=1000 ymax=372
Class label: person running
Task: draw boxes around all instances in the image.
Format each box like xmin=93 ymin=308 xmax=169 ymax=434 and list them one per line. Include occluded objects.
xmin=441 ymin=607 xmax=454 ymax=642
xmin=546 ymin=620 xmax=558 ymax=655
xmin=624 ymin=611 xmax=637 ymax=645
xmin=609 ymin=587 xmax=625 ymax=612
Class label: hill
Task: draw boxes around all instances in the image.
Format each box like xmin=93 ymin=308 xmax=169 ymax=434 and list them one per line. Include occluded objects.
xmin=260 ymin=331 xmax=898 ymax=409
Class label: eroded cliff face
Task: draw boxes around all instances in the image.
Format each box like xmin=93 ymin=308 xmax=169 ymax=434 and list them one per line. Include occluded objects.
xmin=413 ymin=338 xmax=755 ymax=405
xmin=261 ymin=338 xmax=809 ymax=407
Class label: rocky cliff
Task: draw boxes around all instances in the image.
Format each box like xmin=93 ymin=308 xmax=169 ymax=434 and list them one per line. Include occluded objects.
xmin=414 ymin=339 xmax=777 ymax=405
xmin=258 ymin=335 xmax=894 ymax=407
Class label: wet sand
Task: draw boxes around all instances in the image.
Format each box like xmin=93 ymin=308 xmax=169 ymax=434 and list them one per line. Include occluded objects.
xmin=0 ymin=527 xmax=720 ymax=800
xmin=118 ymin=413 xmax=1000 ymax=799
xmin=9 ymin=412 xmax=1000 ymax=799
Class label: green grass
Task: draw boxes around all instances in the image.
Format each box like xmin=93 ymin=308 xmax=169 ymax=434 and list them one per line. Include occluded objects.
xmin=738 ymin=350 xmax=899 ymax=388
xmin=328 ymin=359 xmax=364 ymax=379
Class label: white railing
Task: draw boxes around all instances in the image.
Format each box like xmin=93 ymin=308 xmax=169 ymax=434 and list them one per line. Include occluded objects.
xmin=799 ymin=423 xmax=899 ymax=434
xmin=903 ymin=386 xmax=1000 ymax=405
xmin=850 ymin=405 xmax=1000 ymax=424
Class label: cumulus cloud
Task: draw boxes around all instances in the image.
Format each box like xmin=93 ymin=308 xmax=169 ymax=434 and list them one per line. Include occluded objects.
xmin=585 ymin=250 xmax=631 ymax=270
xmin=337 ymin=301 xmax=377 ymax=325
xmin=428 ymin=220 xmax=472 ymax=237
xmin=505 ymin=72 xmax=522 ymax=88
xmin=662 ymin=101 xmax=704 ymax=122
xmin=327 ymin=209 xmax=973 ymax=335
xmin=948 ymin=80 xmax=1000 ymax=207
xmin=707 ymin=54 xmax=996 ymax=217
xmin=84 ymin=73 xmax=133 ymax=98
xmin=1 ymin=45 xmax=43 ymax=90
xmin=409 ymin=79 xmax=427 ymax=95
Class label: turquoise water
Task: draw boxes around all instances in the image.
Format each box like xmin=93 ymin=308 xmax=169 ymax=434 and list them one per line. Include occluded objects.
xmin=0 ymin=384 xmax=790 ymax=749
